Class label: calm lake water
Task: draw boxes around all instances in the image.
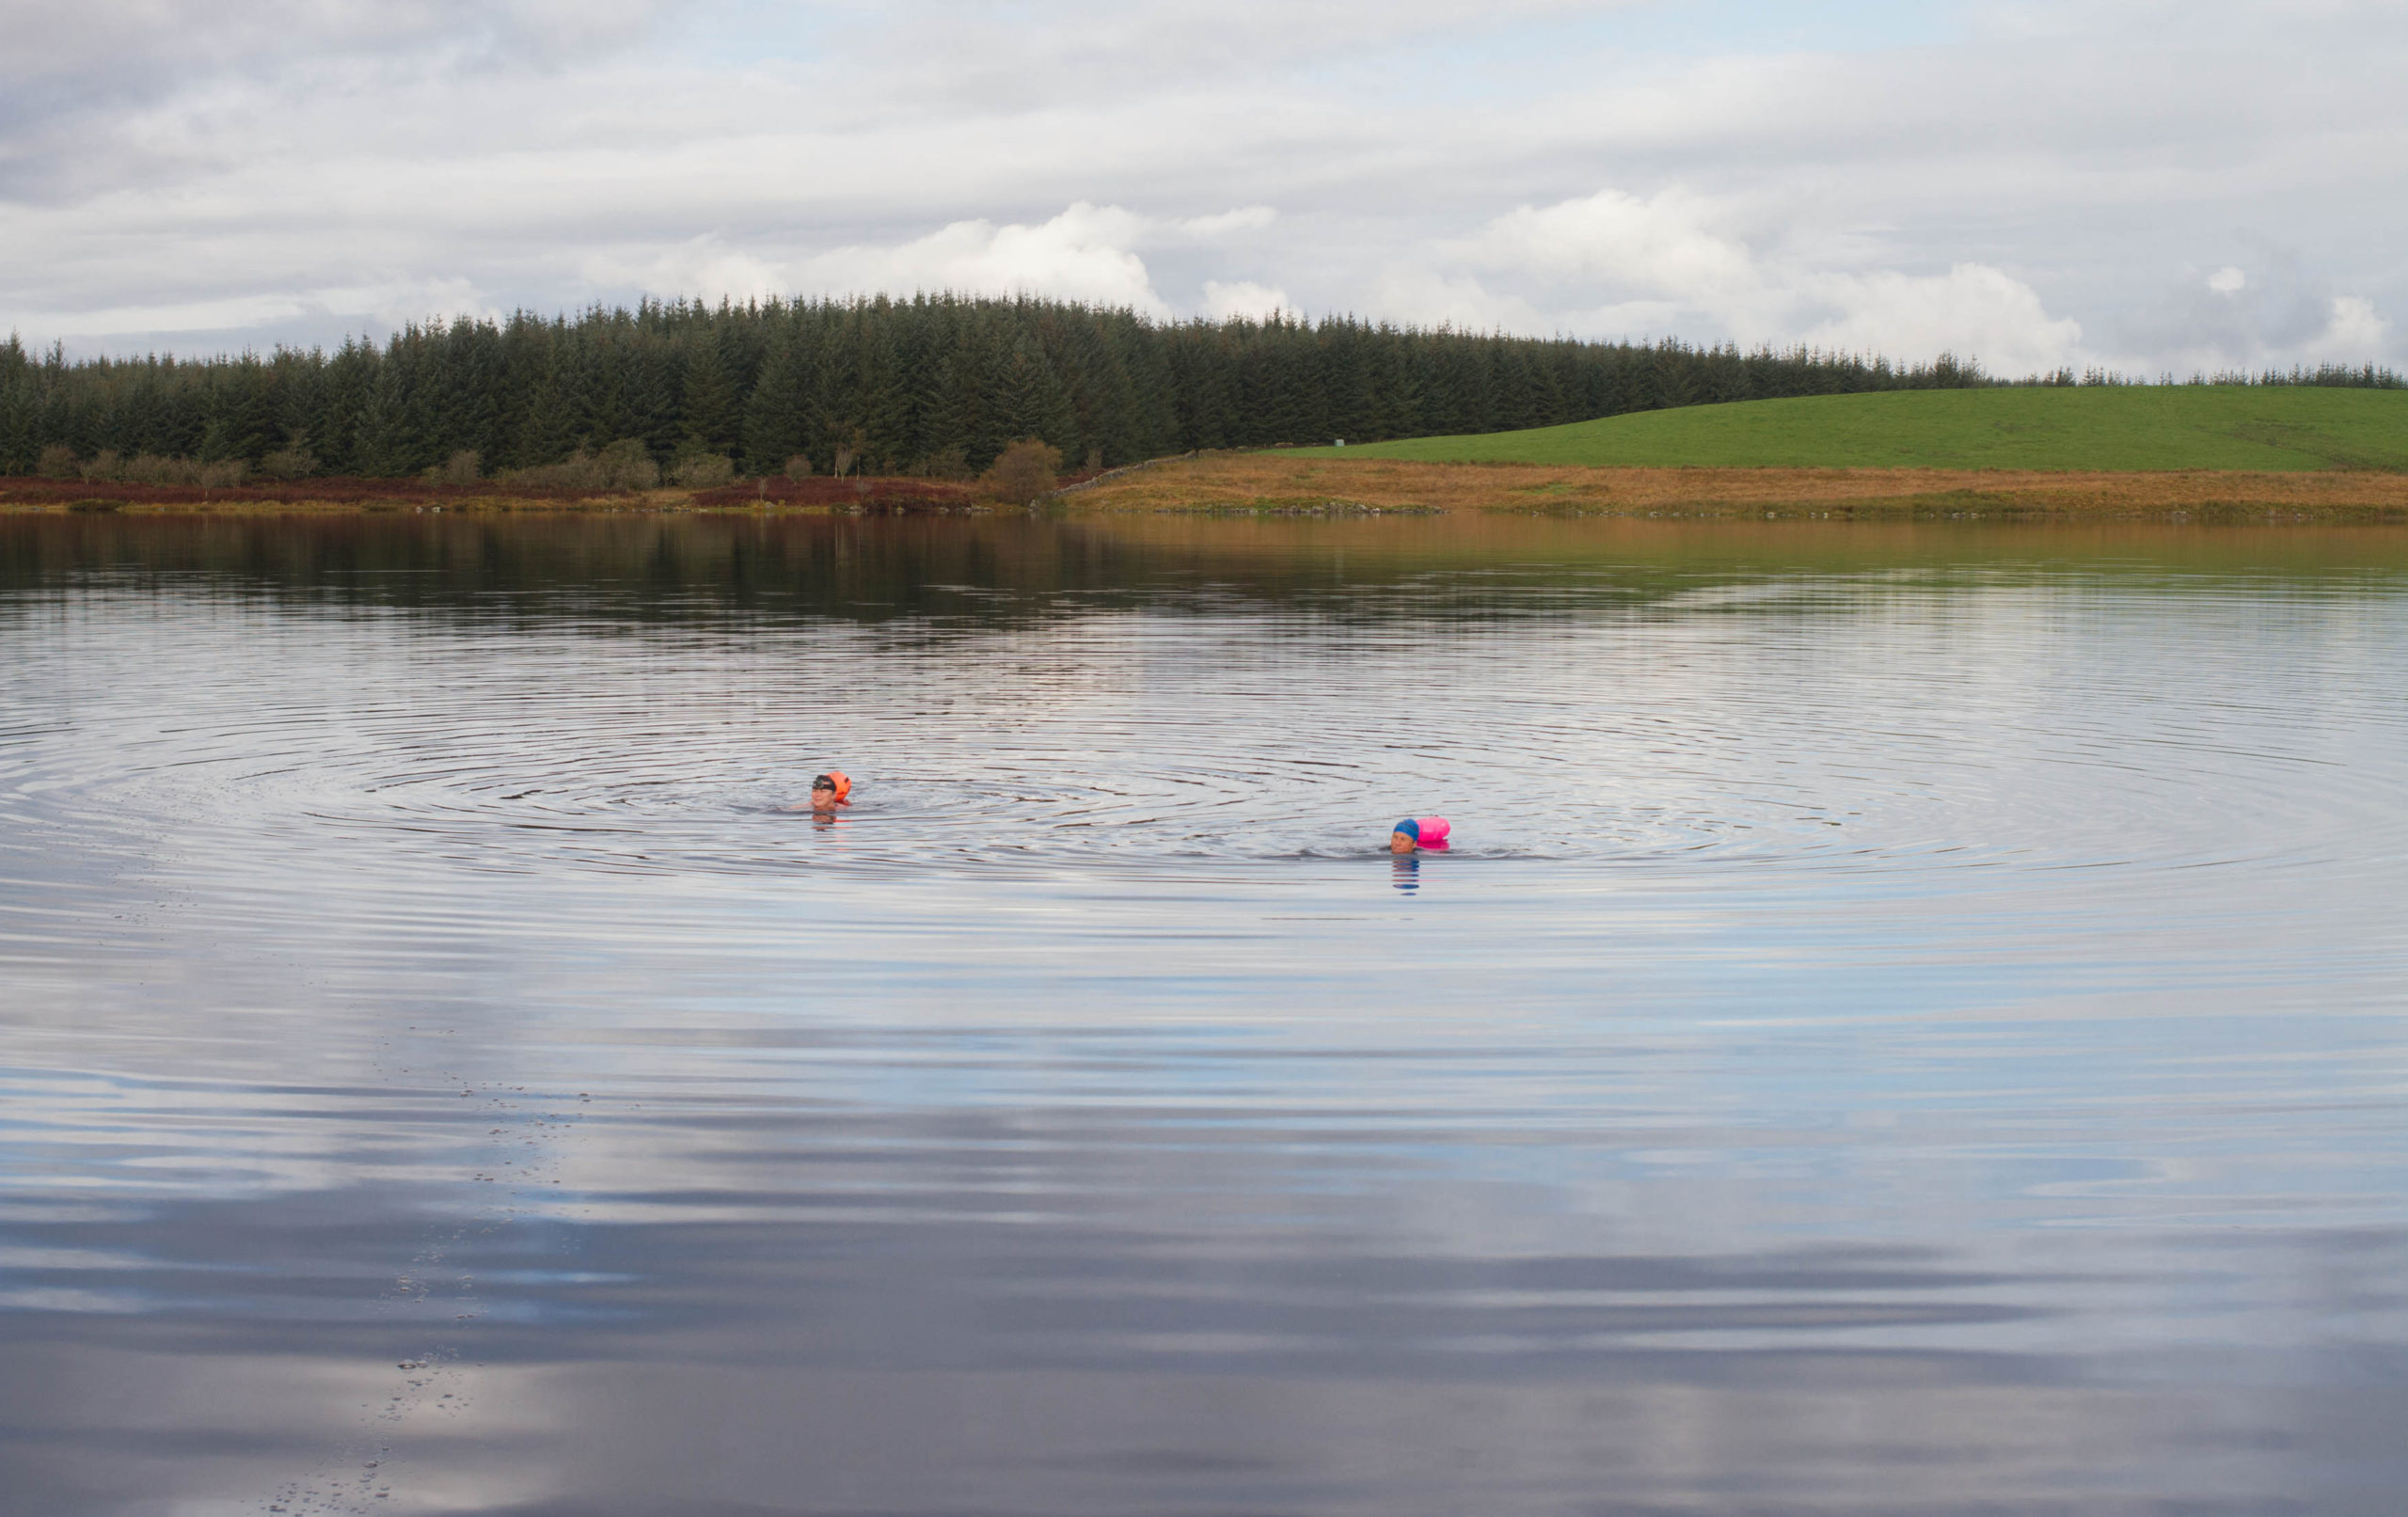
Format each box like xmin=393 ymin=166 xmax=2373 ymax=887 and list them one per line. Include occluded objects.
xmin=4 ymin=512 xmax=2406 ymax=1516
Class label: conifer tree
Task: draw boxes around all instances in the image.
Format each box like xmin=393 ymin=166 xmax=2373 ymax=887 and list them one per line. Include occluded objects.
xmin=678 ymin=335 xmax=743 ymax=458
xmin=0 ymin=336 xmax=34 ymax=473
xmin=739 ymin=332 xmax=810 ymax=474
xmin=851 ymin=313 xmax=913 ymax=470
xmin=626 ymin=331 xmax=683 ymax=463
xmin=490 ymin=316 xmax=554 ymax=469
xmin=387 ymin=329 xmax=443 ymax=472
xmin=994 ymin=332 xmax=1077 ymax=454
xmin=275 ymin=352 xmax=327 ymax=459
xmin=315 ymin=339 xmax=377 ymax=475
xmin=515 ymin=345 xmax=580 ymax=468
xmin=348 ymin=358 xmax=408 ymax=476
xmin=199 ymin=356 xmax=277 ymax=463
xmin=17 ymin=292 xmax=2386 ymax=478
xmin=437 ymin=319 xmax=503 ymax=464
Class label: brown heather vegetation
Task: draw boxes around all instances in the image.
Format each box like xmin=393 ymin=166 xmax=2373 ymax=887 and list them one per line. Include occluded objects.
xmin=8 ymin=453 xmax=2405 ymax=521
xmin=689 ymin=476 xmax=976 ymax=510
xmin=1060 ymin=454 xmax=2408 ymax=520
xmin=0 ymin=472 xmax=981 ymax=514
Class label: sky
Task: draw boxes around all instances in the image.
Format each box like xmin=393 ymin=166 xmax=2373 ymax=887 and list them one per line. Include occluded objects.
xmin=2 ymin=0 xmax=2401 ymax=376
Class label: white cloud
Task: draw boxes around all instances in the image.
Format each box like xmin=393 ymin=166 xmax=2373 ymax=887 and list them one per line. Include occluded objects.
xmin=1465 ymin=189 xmax=1761 ymax=307
xmin=1201 ymin=281 xmax=1291 ymax=322
xmin=1801 ymin=265 xmax=2083 ymax=374
xmin=366 ymin=276 xmax=501 ymax=333
xmin=1365 ymin=270 xmax=1548 ymax=335
xmin=2208 ymin=266 xmax=2246 ymax=294
xmin=2 ymin=0 xmax=2403 ymax=371
xmin=2319 ymin=296 xmax=2389 ymax=360
xmin=1179 ymin=207 xmax=1279 ymax=239
xmin=1453 ymin=187 xmax=2084 ymax=373
xmin=583 ymin=203 xmax=1289 ymax=317
xmin=583 ymin=236 xmax=791 ymax=307
xmin=791 ymin=204 xmax=1171 ymax=315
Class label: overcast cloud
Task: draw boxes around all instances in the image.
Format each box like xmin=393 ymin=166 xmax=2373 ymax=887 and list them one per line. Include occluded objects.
xmin=3 ymin=0 xmax=2401 ymax=374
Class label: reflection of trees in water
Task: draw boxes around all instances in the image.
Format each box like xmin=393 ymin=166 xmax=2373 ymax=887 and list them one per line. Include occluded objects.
xmin=8 ymin=514 xmax=2405 ymax=630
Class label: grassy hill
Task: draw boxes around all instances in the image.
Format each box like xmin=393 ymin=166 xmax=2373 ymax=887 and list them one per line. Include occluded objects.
xmin=1293 ymin=387 xmax=2408 ymax=472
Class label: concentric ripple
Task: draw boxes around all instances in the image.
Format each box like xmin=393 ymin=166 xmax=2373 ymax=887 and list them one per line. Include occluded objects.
xmin=9 ymin=518 xmax=2408 ymax=1517
xmin=6 ymin=569 xmax=2405 ymax=896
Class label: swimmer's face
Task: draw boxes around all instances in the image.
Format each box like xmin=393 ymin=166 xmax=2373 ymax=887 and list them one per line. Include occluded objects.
xmin=1389 ymin=830 xmax=1417 ymax=854
xmin=810 ymin=782 xmax=839 ymax=812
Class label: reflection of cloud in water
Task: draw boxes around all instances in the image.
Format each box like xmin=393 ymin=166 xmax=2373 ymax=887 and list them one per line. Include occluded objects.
xmin=6 ymin=519 xmax=2408 ymax=1511
xmin=7 ymin=1130 xmax=2407 ymax=1512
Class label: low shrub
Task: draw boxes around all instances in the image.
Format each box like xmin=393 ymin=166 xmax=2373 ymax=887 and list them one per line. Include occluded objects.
xmin=911 ymin=447 xmax=973 ymax=481
xmin=978 ymin=438 xmax=1063 ymax=505
xmin=124 ymin=453 xmax=198 ymax=485
xmin=599 ymin=440 xmax=658 ymax=490
xmin=420 ymin=449 xmax=479 ymax=485
xmin=260 ymin=447 xmax=320 ymax=482
xmin=671 ymin=452 xmax=735 ymax=489
xmin=499 ymin=439 xmax=658 ymax=492
xmin=500 ymin=454 xmax=600 ymax=490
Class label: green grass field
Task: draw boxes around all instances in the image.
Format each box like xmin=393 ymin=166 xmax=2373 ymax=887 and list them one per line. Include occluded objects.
xmin=1294 ymin=387 xmax=2408 ymax=471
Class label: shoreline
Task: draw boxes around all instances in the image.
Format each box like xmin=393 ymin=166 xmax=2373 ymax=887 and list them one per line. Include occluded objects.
xmin=1054 ymin=455 xmax=2408 ymax=521
xmin=6 ymin=455 xmax=2408 ymax=523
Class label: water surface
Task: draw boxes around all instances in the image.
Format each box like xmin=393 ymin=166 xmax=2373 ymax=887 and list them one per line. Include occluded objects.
xmin=4 ymin=513 xmax=2406 ymax=1515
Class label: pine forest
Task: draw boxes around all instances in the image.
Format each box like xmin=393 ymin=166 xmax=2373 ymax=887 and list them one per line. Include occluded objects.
xmin=3 ymin=294 xmax=2398 ymax=482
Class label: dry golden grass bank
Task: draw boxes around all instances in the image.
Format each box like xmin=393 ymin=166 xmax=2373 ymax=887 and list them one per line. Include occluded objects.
xmin=1057 ymin=454 xmax=2408 ymax=520
xmin=10 ymin=455 xmax=2407 ymax=521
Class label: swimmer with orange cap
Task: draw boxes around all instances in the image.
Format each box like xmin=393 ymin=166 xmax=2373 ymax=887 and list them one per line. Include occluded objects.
xmin=789 ymin=770 xmax=851 ymax=813
xmin=1389 ymin=816 xmax=1450 ymax=854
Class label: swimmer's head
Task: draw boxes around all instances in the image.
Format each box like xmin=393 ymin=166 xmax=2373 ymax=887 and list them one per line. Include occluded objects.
xmin=1389 ymin=818 xmax=1420 ymax=854
xmin=810 ymin=774 xmax=840 ymax=811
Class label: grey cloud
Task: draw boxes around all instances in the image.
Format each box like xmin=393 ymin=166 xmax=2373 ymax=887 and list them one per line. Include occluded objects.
xmin=0 ymin=0 xmax=668 ymax=85
xmin=844 ymin=0 xmax=1618 ymax=104
xmin=0 ymin=0 xmax=676 ymax=201
xmin=3 ymin=0 xmax=2403 ymax=369
xmin=2108 ymin=252 xmax=2377 ymax=373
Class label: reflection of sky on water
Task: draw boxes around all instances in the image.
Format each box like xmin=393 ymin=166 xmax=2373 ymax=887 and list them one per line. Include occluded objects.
xmin=3 ymin=517 xmax=2408 ymax=1514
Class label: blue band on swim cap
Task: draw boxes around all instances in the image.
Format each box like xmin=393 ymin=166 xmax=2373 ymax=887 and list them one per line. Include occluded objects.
xmin=1393 ymin=819 xmax=1419 ymax=841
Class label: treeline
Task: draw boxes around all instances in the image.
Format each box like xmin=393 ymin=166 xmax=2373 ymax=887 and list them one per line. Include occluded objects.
xmin=2 ymin=294 xmax=2400 ymax=481
xmin=2037 ymin=363 xmax=2405 ymax=389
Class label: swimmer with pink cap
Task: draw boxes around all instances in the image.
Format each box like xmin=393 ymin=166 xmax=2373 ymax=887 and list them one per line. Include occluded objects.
xmin=1389 ymin=816 xmax=1450 ymax=854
